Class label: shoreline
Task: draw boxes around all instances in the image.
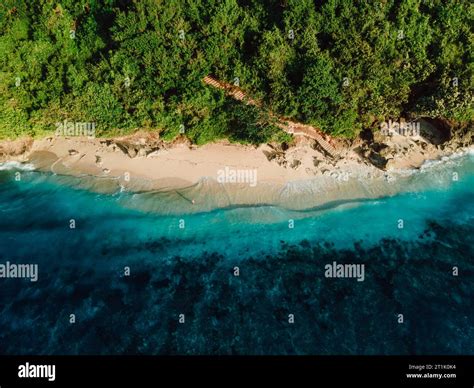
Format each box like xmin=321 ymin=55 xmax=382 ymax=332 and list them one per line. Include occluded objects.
xmin=0 ymin=126 xmax=472 ymax=215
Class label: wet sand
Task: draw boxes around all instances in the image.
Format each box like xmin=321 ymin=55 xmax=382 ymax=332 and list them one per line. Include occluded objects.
xmin=1 ymin=133 xmax=471 ymax=215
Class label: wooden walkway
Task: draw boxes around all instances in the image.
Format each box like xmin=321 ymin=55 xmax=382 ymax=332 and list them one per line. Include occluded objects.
xmin=203 ymin=76 xmax=259 ymax=106
xmin=203 ymin=75 xmax=339 ymax=158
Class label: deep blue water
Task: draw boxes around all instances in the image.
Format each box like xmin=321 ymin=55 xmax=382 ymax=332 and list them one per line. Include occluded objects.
xmin=0 ymin=155 xmax=473 ymax=355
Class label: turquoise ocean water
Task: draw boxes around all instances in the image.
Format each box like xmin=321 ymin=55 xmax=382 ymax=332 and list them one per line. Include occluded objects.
xmin=0 ymin=154 xmax=473 ymax=354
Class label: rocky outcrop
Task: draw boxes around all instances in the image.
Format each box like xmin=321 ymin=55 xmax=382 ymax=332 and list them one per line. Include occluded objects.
xmin=263 ymin=149 xmax=287 ymax=167
xmin=442 ymin=121 xmax=473 ymax=151
xmin=109 ymin=132 xmax=166 ymax=158
xmin=351 ymin=118 xmax=473 ymax=170
xmin=108 ymin=132 xmax=194 ymax=158
xmin=419 ymin=118 xmax=451 ymax=145
xmin=290 ymin=159 xmax=301 ymax=169
xmin=263 ymin=143 xmax=288 ymax=167
xmin=353 ymin=146 xmax=388 ymax=169
xmin=0 ymin=137 xmax=34 ymax=160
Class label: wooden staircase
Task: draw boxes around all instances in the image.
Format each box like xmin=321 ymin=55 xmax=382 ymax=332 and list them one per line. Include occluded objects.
xmin=203 ymin=75 xmax=339 ymax=158
xmin=203 ymin=76 xmax=259 ymax=106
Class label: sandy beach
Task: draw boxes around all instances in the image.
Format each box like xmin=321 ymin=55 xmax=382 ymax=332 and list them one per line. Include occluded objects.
xmin=0 ymin=122 xmax=471 ymax=215
xmin=1 ymin=121 xmax=455 ymax=184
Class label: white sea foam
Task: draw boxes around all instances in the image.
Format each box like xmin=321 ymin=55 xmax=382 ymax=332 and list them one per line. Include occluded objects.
xmin=419 ymin=151 xmax=466 ymax=171
xmin=0 ymin=161 xmax=35 ymax=171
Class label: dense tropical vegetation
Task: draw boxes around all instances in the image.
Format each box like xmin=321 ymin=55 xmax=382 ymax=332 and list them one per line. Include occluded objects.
xmin=0 ymin=0 xmax=472 ymax=143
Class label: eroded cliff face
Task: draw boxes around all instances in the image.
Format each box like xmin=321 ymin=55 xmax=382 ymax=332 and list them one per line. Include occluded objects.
xmin=0 ymin=137 xmax=33 ymax=162
xmin=351 ymin=119 xmax=473 ymax=170
xmin=259 ymin=119 xmax=472 ymax=173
